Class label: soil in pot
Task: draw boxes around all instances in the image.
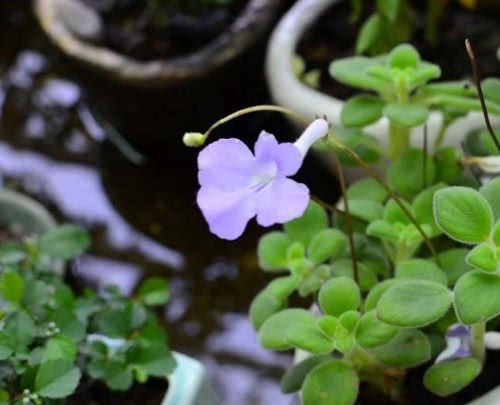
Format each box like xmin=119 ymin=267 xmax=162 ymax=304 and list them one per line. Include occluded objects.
xmin=66 ymin=377 xmax=168 ymax=405
xmin=297 ymin=0 xmax=500 ymax=100
xmin=354 ymin=348 xmax=500 ymax=404
xmin=79 ymin=0 xmax=249 ymax=60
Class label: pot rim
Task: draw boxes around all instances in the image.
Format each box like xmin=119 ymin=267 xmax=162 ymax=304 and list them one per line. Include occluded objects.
xmin=264 ymin=0 xmax=498 ymax=151
xmin=33 ymin=0 xmax=280 ymax=88
xmin=164 ymin=352 xmax=219 ymax=405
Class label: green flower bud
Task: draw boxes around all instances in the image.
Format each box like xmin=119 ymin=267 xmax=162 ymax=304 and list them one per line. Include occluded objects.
xmin=183 ymin=132 xmax=206 ymax=147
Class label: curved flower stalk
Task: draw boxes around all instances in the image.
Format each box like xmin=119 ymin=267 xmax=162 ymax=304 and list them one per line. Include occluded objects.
xmin=196 ymin=119 xmax=329 ymax=240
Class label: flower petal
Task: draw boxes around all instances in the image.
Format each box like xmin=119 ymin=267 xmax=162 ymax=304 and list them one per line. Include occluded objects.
xmin=255 ymin=131 xmax=303 ymax=176
xmin=197 ymin=186 xmax=256 ymax=240
xmin=255 ymin=178 xmax=309 ymax=227
xmin=198 ymin=138 xmax=258 ymax=191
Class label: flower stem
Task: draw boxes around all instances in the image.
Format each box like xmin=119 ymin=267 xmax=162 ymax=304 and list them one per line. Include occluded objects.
xmin=201 ymin=105 xmax=308 ymax=144
xmin=471 ymin=321 xmax=486 ymax=364
xmin=389 ymin=124 xmax=410 ymax=160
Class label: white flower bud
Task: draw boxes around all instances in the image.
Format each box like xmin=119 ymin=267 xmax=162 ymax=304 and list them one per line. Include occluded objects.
xmin=294 ymin=119 xmax=329 ymax=157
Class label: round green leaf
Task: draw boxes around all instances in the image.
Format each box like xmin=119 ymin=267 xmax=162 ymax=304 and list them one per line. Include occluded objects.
xmin=308 ymin=229 xmax=346 ymax=265
xmin=480 ymin=177 xmax=500 ymax=221
xmin=137 ymin=277 xmax=170 ymax=306
xmin=366 ymin=220 xmax=399 ymax=242
xmin=384 ymin=103 xmax=429 ymax=128
xmin=249 ymin=290 xmax=286 ymax=331
xmin=395 ymin=259 xmax=448 ymax=285
xmin=344 ymin=200 xmax=383 ymax=223
xmin=302 ymin=360 xmax=359 ymax=405
xmin=280 ymin=355 xmax=331 ymax=394
xmin=374 ymin=329 xmax=431 ymax=368
xmin=0 ymin=271 xmax=24 ymax=303
xmin=39 ymin=225 xmax=90 ymax=260
xmin=331 ymin=260 xmax=377 ymax=292
xmin=257 ymin=232 xmax=291 ymax=271
xmin=389 ymin=44 xmax=420 ymax=69
xmin=388 ymin=149 xmax=436 ymax=196
xmin=341 ymin=95 xmax=384 ymax=127
xmin=454 ymin=270 xmax=500 ymax=324
xmin=258 ymin=309 xmax=332 ymax=353
xmin=434 ymin=187 xmax=494 ymax=244
xmin=412 ymin=183 xmax=447 ymax=236
xmin=318 ymin=277 xmax=361 ymax=317
xmin=356 ymin=14 xmax=382 ymax=54
xmin=438 ymin=248 xmax=472 ymax=286
xmin=364 ymin=279 xmax=397 ymax=311
xmin=424 ymin=358 xmax=481 ymax=397
xmin=330 ymin=57 xmax=388 ymax=92
xmin=377 ymin=280 xmax=452 ymax=327
xmin=284 ymin=202 xmax=328 ymax=247
xmin=356 ymin=310 xmax=398 ymax=349
xmin=347 ymin=178 xmax=387 ymax=203
xmin=4 ymin=311 xmax=36 ymax=350
xmin=466 ymin=243 xmax=497 ymax=272
xmin=35 ymin=359 xmax=81 ymax=398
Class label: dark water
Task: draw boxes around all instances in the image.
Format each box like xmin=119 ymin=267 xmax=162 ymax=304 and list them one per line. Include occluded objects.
xmin=0 ymin=2 xmax=339 ymax=404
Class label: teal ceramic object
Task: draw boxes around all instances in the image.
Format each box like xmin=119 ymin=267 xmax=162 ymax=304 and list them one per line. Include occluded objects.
xmin=164 ymin=353 xmax=219 ymax=405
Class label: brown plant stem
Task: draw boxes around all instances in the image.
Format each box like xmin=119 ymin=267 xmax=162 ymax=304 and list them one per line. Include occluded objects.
xmin=327 ymin=136 xmax=441 ymax=267
xmin=331 ymin=152 xmax=359 ymax=284
xmin=465 ymin=39 xmax=500 ymax=154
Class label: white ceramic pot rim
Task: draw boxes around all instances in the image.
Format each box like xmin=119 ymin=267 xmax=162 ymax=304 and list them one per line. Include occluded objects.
xmin=34 ymin=0 xmax=279 ymax=88
xmin=265 ymin=0 xmax=500 ymax=151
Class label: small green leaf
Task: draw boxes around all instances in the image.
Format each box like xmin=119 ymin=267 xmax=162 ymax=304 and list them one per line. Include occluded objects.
xmin=384 ymin=103 xmax=429 ymax=128
xmin=482 ymin=78 xmax=500 ymax=105
xmin=395 ymin=259 xmax=448 ymax=285
xmin=87 ymin=359 xmax=133 ymax=391
xmin=356 ymin=310 xmax=398 ymax=349
xmin=466 ymin=243 xmax=497 ymax=272
xmin=39 ymin=225 xmax=90 ymax=259
xmin=330 ymin=56 xmax=388 ymax=92
xmin=127 ymin=344 xmax=176 ymax=378
xmin=35 ymin=360 xmax=81 ymax=398
xmin=347 ymin=178 xmax=387 ymax=203
xmin=383 ymin=198 xmax=413 ymax=225
xmin=52 ymin=309 xmax=86 ymax=341
xmin=257 ymin=232 xmax=291 ymax=271
xmin=331 ymin=127 xmax=381 ymax=167
xmin=366 ymin=220 xmax=399 ymax=242
xmin=4 ymin=311 xmax=36 ymax=350
xmin=433 ymin=187 xmax=494 ymax=244
xmin=364 ymin=279 xmax=397 ymax=311
xmin=249 ymin=290 xmax=287 ymax=331
xmin=303 ymin=360 xmax=358 ymax=405
xmin=376 ymin=0 xmax=401 ymax=22
xmin=343 ymin=200 xmax=383 ymax=223
xmin=0 ymin=332 xmax=14 ymax=360
xmin=438 ymin=248 xmax=472 ymax=286
xmin=308 ymin=229 xmax=346 ymax=265
xmin=284 ymin=202 xmax=328 ymax=247
xmin=377 ymin=281 xmax=452 ymax=327
xmin=389 ymin=44 xmax=420 ymax=69
xmin=318 ymin=316 xmax=338 ymax=338
xmin=374 ymin=329 xmax=431 ymax=368
xmin=331 ymin=260 xmax=377 ymax=292
xmin=137 ymin=278 xmax=170 ymax=306
xmin=0 ymin=271 xmax=24 ymax=303
xmin=493 ymin=219 xmax=500 ymax=247
xmin=435 ymin=147 xmax=463 ymax=184
xmin=280 ymin=355 xmax=331 ymax=394
xmin=480 ymin=178 xmax=500 ymax=221
xmin=319 ymin=277 xmax=361 ymax=318
xmin=46 ymin=335 xmax=77 ymax=362
xmin=356 ymin=14 xmax=382 ymax=54
xmin=298 ymin=265 xmax=330 ymax=297
xmin=454 ymin=270 xmax=500 ymax=324
xmin=412 ymin=183 xmax=447 ymax=236
xmin=388 ymin=149 xmax=436 ymax=196
xmin=424 ymin=358 xmax=481 ymax=396
xmin=258 ymin=309 xmax=331 ymax=353
xmin=341 ymin=95 xmax=384 ymax=127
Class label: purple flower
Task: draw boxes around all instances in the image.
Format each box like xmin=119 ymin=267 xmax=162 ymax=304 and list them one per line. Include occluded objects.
xmin=197 ymin=119 xmax=329 ymax=240
xmin=435 ymin=324 xmax=472 ymax=363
